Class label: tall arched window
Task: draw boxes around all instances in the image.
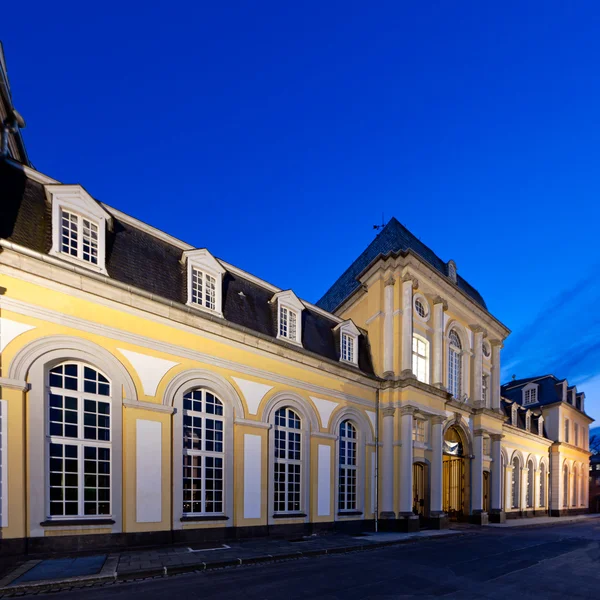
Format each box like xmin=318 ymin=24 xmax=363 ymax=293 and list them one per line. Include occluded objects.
xmin=539 ymin=462 xmax=546 ymax=508
xmin=580 ymin=465 xmax=585 ymax=506
xmin=48 ymin=362 xmax=111 ymax=518
xmin=526 ymin=459 xmax=534 ymax=508
xmin=511 ymin=456 xmax=520 ymax=509
xmin=338 ymin=420 xmax=357 ymax=512
xmin=563 ymin=463 xmax=569 ymax=508
xmin=412 ymin=335 xmax=430 ymax=384
xmin=571 ymin=465 xmax=578 ymax=507
xmin=274 ymin=407 xmax=302 ymax=513
xmin=182 ymin=389 xmax=224 ymax=515
xmin=448 ymin=329 xmax=462 ymax=399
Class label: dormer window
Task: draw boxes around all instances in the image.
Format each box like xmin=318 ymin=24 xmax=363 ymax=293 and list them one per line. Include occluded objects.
xmin=523 ymin=383 xmax=538 ymax=406
xmin=272 ymin=290 xmax=304 ymax=345
xmin=511 ymin=404 xmax=518 ymax=426
xmin=182 ymin=249 xmax=225 ymax=317
xmin=334 ymin=320 xmax=360 ymax=366
xmin=447 ymin=260 xmax=457 ymax=283
xmin=47 ymin=184 xmax=111 ymax=274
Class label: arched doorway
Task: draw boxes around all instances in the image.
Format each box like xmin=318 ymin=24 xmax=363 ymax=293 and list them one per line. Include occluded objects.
xmin=413 ymin=462 xmax=428 ymax=523
xmin=443 ymin=426 xmax=466 ymax=520
xmin=483 ymin=471 xmax=490 ymax=513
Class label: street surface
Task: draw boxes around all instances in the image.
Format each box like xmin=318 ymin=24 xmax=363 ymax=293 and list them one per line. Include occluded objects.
xmin=40 ymin=521 xmax=600 ymax=599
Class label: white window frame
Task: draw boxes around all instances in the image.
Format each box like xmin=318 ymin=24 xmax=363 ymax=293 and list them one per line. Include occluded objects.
xmin=447 ymin=329 xmax=463 ymax=399
xmin=47 ymin=184 xmax=111 ymax=275
xmin=182 ymin=388 xmax=225 ymax=517
xmin=539 ymin=462 xmax=546 ymax=507
xmin=272 ymin=290 xmax=304 ymax=346
xmin=338 ymin=420 xmax=358 ymax=512
xmin=412 ymin=334 xmax=430 ymax=384
xmin=273 ymin=407 xmax=303 ymax=514
xmin=183 ymin=249 xmax=225 ymax=317
xmin=334 ymin=320 xmax=360 ymax=366
xmin=574 ymin=422 xmax=579 ymax=447
xmin=0 ymin=400 xmax=7 ymax=527
xmin=412 ymin=418 xmax=428 ymax=447
xmin=522 ymin=383 xmax=538 ymax=406
xmin=564 ymin=418 xmax=570 ymax=443
xmin=526 ymin=460 xmax=534 ymax=508
xmin=511 ymin=456 xmax=520 ymax=509
xmin=46 ymin=362 xmax=112 ymax=521
xmin=413 ymin=293 xmax=430 ymax=322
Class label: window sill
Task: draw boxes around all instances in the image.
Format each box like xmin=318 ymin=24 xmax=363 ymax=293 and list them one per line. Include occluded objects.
xmin=180 ymin=515 xmax=229 ymax=522
xmin=272 ymin=512 xmax=307 ymax=519
xmin=185 ymin=301 xmax=224 ymax=319
xmin=276 ymin=335 xmax=303 ymax=347
xmin=337 ymin=511 xmax=363 ymax=517
xmin=49 ymin=250 xmax=108 ymax=276
xmin=339 ymin=359 xmax=359 ymax=368
xmin=40 ymin=519 xmax=115 ymax=527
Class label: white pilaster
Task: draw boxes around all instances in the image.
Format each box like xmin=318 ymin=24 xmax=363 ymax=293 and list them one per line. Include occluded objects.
xmin=399 ymin=406 xmax=415 ymax=514
xmin=381 ymin=407 xmax=395 ymax=517
xmin=490 ymin=341 xmax=503 ymax=410
xmin=534 ymin=468 xmax=540 ymax=509
xmin=490 ymin=433 xmax=504 ymax=516
xmin=505 ymin=465 xmax=513 ymax=511
xmin=472 ymin=430 xmax=485 ymax=513
xmin=471 ymin=327 xmax=485 ymax=406
xmin=383 ymin=277 xmax=395 ymax=377
xmin=432 ymin=297 xmax=447 ymax=388
xmin=400 ymin=275 xmax=418 ymax=375
xmin=430 ymin=416 xmax=445 ymax=514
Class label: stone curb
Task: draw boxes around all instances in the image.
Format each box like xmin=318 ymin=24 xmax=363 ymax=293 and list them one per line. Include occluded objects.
xmin=0 ymin=533 xmax=468 ymax=596
xmin=485 ymin=515 xmax=600 ymax=531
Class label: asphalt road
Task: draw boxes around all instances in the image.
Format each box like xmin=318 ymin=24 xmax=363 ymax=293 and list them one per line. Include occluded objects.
xmin=48 ymin=521 xmax=600 ymax=599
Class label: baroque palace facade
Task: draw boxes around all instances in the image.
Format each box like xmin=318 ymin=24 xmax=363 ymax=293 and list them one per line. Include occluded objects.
xmin=0 ymin=51 xmax=593 ymax=555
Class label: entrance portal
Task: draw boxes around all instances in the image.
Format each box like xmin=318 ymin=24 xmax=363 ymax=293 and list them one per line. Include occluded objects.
xmin=443 ymin=426 xmax=466 ymax=520
xmin=413 ymin=462 xmax=427 ymax=521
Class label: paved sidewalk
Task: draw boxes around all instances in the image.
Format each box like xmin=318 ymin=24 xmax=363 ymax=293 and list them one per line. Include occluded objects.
xmin=486 ymin=513 xmax=600 ymax=528
xmin=0 ymin=529 xmax=461 ymax=596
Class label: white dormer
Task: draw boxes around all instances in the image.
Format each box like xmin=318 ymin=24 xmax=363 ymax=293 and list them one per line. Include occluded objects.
xmin=538 ymin=415 xmax=544 ymax=436
xmin=334 ymin=320 xmax=360 ymax=366
xmin=522 ymin=382 xmax=539 ymax=406
xmin=271 ymin=290 xmax=304 ymax=346
xmin=182 ymin=248 xmax=226 ymax=317
xmin=46 ymin=184 xmax=112 ymax=275
xmin=511 ymin=403 xmax=518 ymax=426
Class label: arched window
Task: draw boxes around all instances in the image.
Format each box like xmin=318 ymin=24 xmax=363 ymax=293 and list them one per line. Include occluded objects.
xmin=526 ymin=459 xmax=534 ymax=508
xmin=48 ymin=362 xmax=111 ymax=518
xmin=412 ymin=335 xmax=430 ymax=384
xmin=539 ymin=462 xmax=546 ymax=508
xmin=571 ymin=465 xmax=578 ymax=507
xmin=338 ymin=420 xmax=357 ymax=512
xmin=448 ymin=329 xmax=462 ymax=399
xmin=563 ymin=463 xmax=569 ymax=508
xmin=274 ymin=407 xmax=302 ymax=513
xmin=580 ymin=465 xmax=586 ymax=506
xmin=511 ymin=456 xmax=520 ymax=509
xmin=182 ymin=389 xmax=224 ymax=515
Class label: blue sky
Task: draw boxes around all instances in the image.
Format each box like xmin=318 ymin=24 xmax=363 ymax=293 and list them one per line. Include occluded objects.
xmin=3 ymin=2 xmax=600 ymax=421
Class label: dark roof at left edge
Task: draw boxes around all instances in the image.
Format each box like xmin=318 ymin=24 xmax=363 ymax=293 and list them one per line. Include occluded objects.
xmin=0 ymin=42 xmax=30 ymax=166
xmin=0 ymin=159 xmax=376 ymax=377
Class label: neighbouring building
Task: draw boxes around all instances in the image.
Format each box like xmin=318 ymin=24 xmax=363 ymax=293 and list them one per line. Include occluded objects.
xmin=590 ymin=454 xmax=600 ymax=514
xmin=0 ymin=47 xmax=593 ymax=555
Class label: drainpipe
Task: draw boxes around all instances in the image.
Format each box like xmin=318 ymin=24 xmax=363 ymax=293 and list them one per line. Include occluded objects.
xmin=374 ymin=387 xmax=380 ymax=532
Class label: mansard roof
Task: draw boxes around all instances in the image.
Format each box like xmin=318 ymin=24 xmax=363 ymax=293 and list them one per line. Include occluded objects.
xmin=316 ymin=217 xmax=487 ymax=313
xmin=501 ymin=399 xmax=547 ymax=438
xmin=502 ymin=374 xmax=589 ymax=417
xmin=0 ymin=159 xmax=375 ymax=376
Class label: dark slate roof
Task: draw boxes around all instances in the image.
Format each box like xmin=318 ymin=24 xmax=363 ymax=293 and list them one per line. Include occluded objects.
xmin=0 ymin=159 xmax=375 ymax=376
xmin=502 ymin=375 xmax=588 ymax=417
xmin=316 ymin=217 xmax=487 ymax=313
xmin=501 ymin=399 xmax=547 ymax=438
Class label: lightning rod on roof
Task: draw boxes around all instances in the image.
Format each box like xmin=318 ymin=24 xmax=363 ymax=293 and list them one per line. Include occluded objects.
xmin=373 ymin=213 xmax=387 ymax=231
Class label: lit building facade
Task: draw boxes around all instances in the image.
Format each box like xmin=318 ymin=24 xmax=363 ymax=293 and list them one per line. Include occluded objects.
xmin=0 ymin=53 xmax=593 ymax=555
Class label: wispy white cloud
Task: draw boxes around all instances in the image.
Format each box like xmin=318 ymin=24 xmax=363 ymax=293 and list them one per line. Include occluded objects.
xmin=502 ymin=263 xmax=600 ymax=420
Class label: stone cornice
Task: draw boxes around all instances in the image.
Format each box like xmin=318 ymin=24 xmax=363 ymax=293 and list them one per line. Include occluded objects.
xmin=380 ymin=377 xmax=450 ymax=400
xmin=0 ymin=377 xmax=29 ymax=391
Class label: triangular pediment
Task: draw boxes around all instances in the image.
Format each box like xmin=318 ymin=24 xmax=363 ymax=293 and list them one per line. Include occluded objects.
xmin=181 ymin=248 xmax=226 ymax=275
xmin=45 ymin=184 xmax=112 ymax=224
